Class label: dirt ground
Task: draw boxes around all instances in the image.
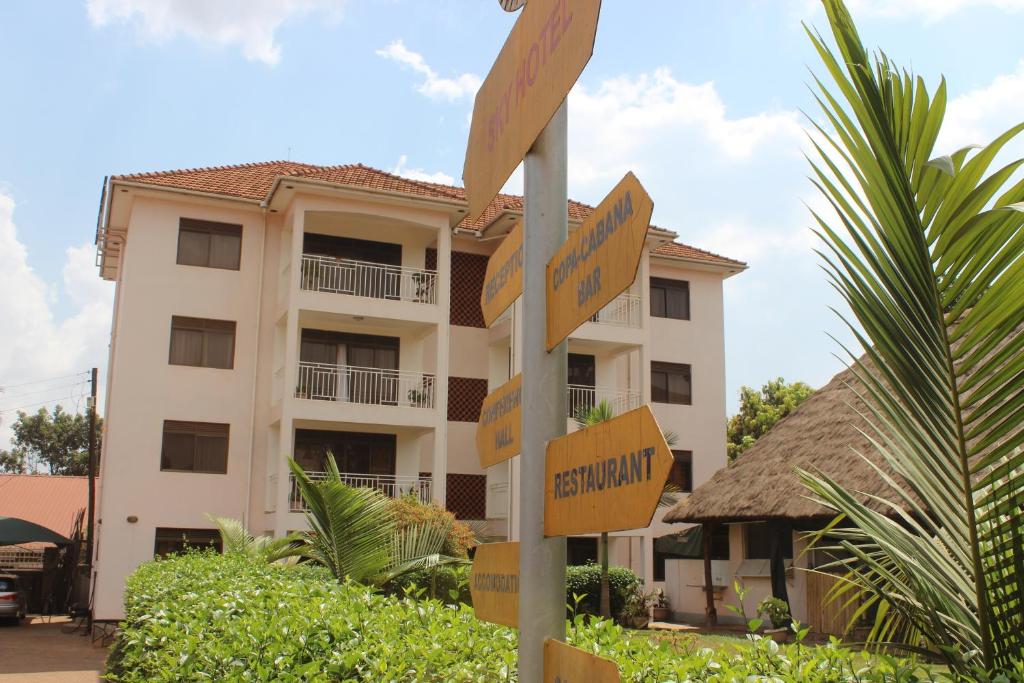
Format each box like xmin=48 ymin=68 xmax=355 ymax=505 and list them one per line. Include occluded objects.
xmin=0 ymin=616 xmax=108 ymax=682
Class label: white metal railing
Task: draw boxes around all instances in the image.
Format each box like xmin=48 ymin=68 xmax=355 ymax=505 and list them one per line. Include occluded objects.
xmin=289 ymin=471 xmax=433 ymax=511
xmin=591 ymin=293 xmax=641 ymax=328
xmin=566 ymin=384 xmax=642 ymax=419
xmin=300 ymin=254 xmax=437 ymax=304
xmin=295 ymin=362 xmax=435 ymax=408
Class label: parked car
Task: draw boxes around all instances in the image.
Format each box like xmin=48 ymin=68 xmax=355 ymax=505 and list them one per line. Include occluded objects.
xmin=0 ymin=574 xmax=28 ymax=623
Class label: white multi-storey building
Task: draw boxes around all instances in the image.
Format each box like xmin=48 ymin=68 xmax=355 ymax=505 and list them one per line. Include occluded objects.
xmin=91 ymin=161 xmax=744 ymax=621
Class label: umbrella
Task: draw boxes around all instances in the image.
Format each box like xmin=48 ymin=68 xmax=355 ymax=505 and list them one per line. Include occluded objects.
xmin=0 ymin=516 xmax=72 ymax=546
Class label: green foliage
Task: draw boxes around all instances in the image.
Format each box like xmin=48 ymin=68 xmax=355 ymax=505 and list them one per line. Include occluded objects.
xmin=726 ymin=378 xmax=813 ymax=461
xmin=757 ymin=596 xmax=792 ymax=629
xmin=382 ymin=564 xmax=472 ymax=605
xmin=206 ymin=515 xmax=304 ymax=564
xmin=800 ymin=0 xmax=1024 ymax=677
xmin=564 ymin=564 xmax=641 ymax=621
xmin=389 ymin=494 xmax=475 ymax=558
xmin=107 ymin=553 xmax=942 ymax=682
xmin=0 ymin=405 xmax=101 ymax=475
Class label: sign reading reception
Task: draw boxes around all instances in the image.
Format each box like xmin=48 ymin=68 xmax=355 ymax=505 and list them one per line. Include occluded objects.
xmin=480 ymin=222 xmax=524 ymax=328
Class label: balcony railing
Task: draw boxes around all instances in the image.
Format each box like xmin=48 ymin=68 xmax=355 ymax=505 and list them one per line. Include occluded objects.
xmin=289 ymin=471 xmax=432 ymax=511
xmin=295 ymin=362 xmax=435 ymax=409
xmin=591 ymin=293 xmax=641 ymax=328
xmin=300 ymin=254 xmax=437 ymax=304
xmin=566 ymin=384 xmax=642 ymax=419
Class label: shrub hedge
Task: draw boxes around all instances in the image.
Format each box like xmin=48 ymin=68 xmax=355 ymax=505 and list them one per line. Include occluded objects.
xmin=107 ymin=553 xmax=938 ymax=682
xmin=389 ymin=494 xmax=475 ymax=558
xmin=564 ymin=563 xmax=641 ymax=620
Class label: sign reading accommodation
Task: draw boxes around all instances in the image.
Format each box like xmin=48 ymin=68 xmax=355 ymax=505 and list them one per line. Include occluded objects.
xmin=463 ymin=0 xmax=602 ymax=220
xmin=476 ymin=374 xmax=522 ymax=468
xmin=469 ymin=541 xmax=520 ymax=628
xmin=544 ymin=639 xmax=620 ymax=682
xmin=544 ymin=405 xmax=672 ymax=537
xmin=480 ymin=222 xmax=524 ymax=328
xmin=545 ymin=172 xmax=653 ymax=350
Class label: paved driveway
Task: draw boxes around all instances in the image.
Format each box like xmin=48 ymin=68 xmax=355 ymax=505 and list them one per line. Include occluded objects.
xmin=0 ymin=617 xmax=108 ymax=682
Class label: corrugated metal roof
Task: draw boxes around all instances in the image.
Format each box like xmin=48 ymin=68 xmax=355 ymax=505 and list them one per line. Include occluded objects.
xmin=0 ymin=475 xmax=88 ymax=539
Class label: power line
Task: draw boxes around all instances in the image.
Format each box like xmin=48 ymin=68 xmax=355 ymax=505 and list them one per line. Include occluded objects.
xmin=0 ymin=371 xmax=89 ymax=391
xmin=0 ymin=379 xmax=89 ymax=402
xmin=0 ymin=392 xmax=90 ymax=416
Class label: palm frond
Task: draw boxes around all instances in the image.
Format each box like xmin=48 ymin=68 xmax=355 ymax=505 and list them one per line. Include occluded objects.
xmin=801 ymin=0 xmax=1024 ymax=674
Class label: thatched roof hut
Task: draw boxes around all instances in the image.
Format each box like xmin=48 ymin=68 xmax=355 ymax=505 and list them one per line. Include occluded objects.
xmin=664 ymin=362 xmax=904 ymax=525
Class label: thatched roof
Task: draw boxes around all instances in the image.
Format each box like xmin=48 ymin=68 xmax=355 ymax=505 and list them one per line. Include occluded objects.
xmin=664 ymin=362 xmax=903 ymax=524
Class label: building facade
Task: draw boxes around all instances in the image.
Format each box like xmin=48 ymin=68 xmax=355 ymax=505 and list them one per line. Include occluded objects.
xmin=91 ymin=161 xmax=744 ymax=620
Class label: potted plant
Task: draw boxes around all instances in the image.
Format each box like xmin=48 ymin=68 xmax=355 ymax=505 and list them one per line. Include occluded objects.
xmin=757 ymin=596 xmax=792 ymax=642
xmin=651 ymin=588 xmax=671 ymax=622
xmin=619 ymin=587 xmax=655 ymax=629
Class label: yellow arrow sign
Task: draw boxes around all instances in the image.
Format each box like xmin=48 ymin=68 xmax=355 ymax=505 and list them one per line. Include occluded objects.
xmin=476 ymin=374 xmax=522 ymax=469
xmin=480 ymin=222 xmax=524 ymax=328
xmin=544 ymin=639 xmax=620 ymax=683
xmin=544 ymin=405 xmax=672 ymax=537
xmin=545 ymin=173 xmax=653 ymax=350
xmin=463 ymin=0 xmax=602 ymax=221
xmin=470 ymin=541 xmax=520 ymax=628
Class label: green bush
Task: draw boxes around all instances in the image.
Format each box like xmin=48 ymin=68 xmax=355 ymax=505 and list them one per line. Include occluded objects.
xmin=389 ymin=494 xmax=475 ymax=558
xmin=382 ymin=564 xmax=471 ymax=605
xmin=564 ymin=563 xmax=641 ymax=620
xmin=107 ymin=552 xmax=939 ymax=682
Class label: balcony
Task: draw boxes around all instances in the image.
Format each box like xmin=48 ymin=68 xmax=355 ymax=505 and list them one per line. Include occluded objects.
xmin=591 ymin=293 xmax=641 ymax=328
xmin=289 ymin=471 xmax=433 ymax=511
xmin=295 ymin=362 xmax=436 ymax=409
xmin=566 ymin=385 xmax=641 ymax=419
xmin=300 ymin=254 xmax=437 ymax=305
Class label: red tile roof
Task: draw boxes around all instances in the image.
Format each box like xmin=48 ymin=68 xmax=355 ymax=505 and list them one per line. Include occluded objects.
xmin=111 ymin=161 xmax=744 ymax=268
xmin=0 ymin=475 xmax=87 ymax=540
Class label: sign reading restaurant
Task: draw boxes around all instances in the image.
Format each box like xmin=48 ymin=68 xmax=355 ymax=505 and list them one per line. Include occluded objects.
xmin=544 ymin=405 xmax=672 ymax=537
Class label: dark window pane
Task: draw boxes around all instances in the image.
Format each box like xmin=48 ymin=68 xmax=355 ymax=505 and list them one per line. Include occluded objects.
xmin=177 ymin=229 xmax=210 ymax=267
xmin=161 ymin=421 xmax=228 ymax=473
xmin=651 ymin=362 xmax=691 ymax=405
xmin=209 ymin=232 xmax=241 ymax=269
xmin=170 ymin=317 xmax=235 ymax=369
xmin=567 ymin=537 xmax=599 ymax=566
xmin=650 ymin=285 xmax=667 ymax=318
xmin=668 ymin=450 xmax=693 ymax=492
xmin=169 ymin=327 xmax=203 ymax=366
xmin=154 ymin=528 xmax=222 ymax=557
xmin=650 ymin=278 xmax=690 ymax=320
xmin=177 ymin=218 xmax=242 ymax=270
xmin=161 ymin=432 xmax=195 ymax=470
xmin=204 ymin=330 xmax=235 ymax=369
xmin=744 ymin=523 xmax=793 ymax=560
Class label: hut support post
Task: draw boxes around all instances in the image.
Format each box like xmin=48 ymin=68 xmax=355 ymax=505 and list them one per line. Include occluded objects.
xmin=768 ymin=520 xmax=791 ymax=608
xmin=702 ymin=522 xmax=717 ymax=626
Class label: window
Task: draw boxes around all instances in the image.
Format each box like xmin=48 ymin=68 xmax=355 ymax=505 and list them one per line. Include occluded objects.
xmin=744 ymin=523 xmax=793 ymax=560
xmin=177 ymin=218 xmax=242 ymax=270
xmin=667 ymin=450 xmax=693 ymax=492
xmin=153 ymin=528 xmax=222 ymax=557
xmin=169 ymin=316 xmax=236 ymax=369
xmin=650 ymin=277 xmax=690 ymax=320
xmin=653 ymin=525 xmax=729 ymax=581
xmin=161 ymin=421 xmax=229 ymax=473
xmin=651 ymin=362 xmax=692 ymax=405
xmin=567 ymin=537 xmax=599 ymax=566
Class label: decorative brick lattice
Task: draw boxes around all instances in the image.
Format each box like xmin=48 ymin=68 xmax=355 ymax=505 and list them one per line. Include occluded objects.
xmin=446 ymin=473 xmax=487 ymax=520
xmin=448 ymin=377 xmax=489 ymax=422
xmin=451 ymin=251 xmax=488 ymax=328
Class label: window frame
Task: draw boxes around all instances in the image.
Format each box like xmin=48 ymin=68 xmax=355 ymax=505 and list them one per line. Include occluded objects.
xmin=743 ymin=522 xmax=794 ymax=560
xmin=668 ymin=450 xmax=693 ymax=493
xmin=176 ymin=218 xmax=243 ymax=271
xmin=650 ymin=277 xmax=690 ymax=321
xmin=153 ymin=527 xmax=222 ymax=557
xmin=651 ymin=361 xmax=692 ymax=405
xmin=169 ymin=316 xmax=236 ymax=369
xmin=160 ymin=420 xmax=230 ymax=474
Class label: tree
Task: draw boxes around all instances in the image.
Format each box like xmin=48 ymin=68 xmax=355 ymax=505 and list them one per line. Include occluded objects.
xmin=0 ymin=406 xmax=100 ymax=475
xmin=207 ymin=515 xmax=304 ymax=564
xmin=800 ymin=0 xmax=1024 ymax=676
xmin=726 ymin=378 xmax=812 ymax=461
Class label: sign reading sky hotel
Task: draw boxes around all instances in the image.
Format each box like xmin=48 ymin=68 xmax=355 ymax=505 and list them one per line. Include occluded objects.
xmin=544 ymin=405 xmax=672 ymax=537
xmin=476 ymin=374 xmax=522 ymax=468
xmin=480 ymin=222 xmax=524 ymax=328
xmin=469 ymin=541 xmax=520 ymax=628
xmin=544 ymin=639 xmax=620 ymax=682
xmin=463 ymin=0 xmax=602 ymax=220
xmin=545 ymin=172 xmax=653 ymax=350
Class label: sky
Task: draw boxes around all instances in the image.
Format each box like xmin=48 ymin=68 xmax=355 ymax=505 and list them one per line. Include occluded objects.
xmin=2 ymin=0 xmax=1024 ymax=446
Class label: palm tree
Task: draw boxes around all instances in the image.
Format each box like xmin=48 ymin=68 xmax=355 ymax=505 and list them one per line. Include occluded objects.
xmin=206 ymin=515 xmax=304 ymax=564
xmin=287 ymin=455 xmax=467 ymax=587
xmin=574 ymin=400 xmax=680 ymax=620
xmin=800 ymin=0 xmax=1024 ymax=676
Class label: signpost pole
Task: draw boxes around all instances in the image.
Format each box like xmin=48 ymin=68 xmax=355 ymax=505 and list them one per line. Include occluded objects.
xmin=519 ymin=100 xmax=568 ymax=681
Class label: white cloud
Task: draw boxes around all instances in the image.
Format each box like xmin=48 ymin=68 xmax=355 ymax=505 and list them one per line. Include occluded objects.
xmin=846 ymin=0 xmax=1024 ymax=21
xmin=86 ymin=0 xmax=345 ymax=65
xmin=376 ymin=40 xmax=482 ymax=102
xmin=936 ymin=60 xmax=1024 ymax=153
xmin=391 ymin=155 xmax=456 ymax=185
xmin=0 ymin=193 xmax=114 ymax=447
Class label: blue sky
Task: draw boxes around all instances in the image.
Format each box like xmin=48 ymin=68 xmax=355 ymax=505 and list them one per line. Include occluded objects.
xmin=2 ymin=0 xmax=1024 ymax=439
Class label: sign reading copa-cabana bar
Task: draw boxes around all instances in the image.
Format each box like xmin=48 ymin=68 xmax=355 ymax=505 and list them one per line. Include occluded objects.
xmin=545 ymin=172 xmax=653 ymax=349
xmin=544 ymin=405 xmax=672 ymax=537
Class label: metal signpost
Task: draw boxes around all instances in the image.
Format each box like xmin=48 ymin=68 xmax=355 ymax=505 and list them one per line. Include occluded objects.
xmin=469 ymin=541 xmax=521 ymax=628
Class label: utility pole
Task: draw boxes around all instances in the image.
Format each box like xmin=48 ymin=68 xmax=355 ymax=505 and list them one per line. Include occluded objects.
xmin=86 ymin=367 xmax=97 ymax=631
xmin=518 ymin=101 xmax=569 ymax=680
